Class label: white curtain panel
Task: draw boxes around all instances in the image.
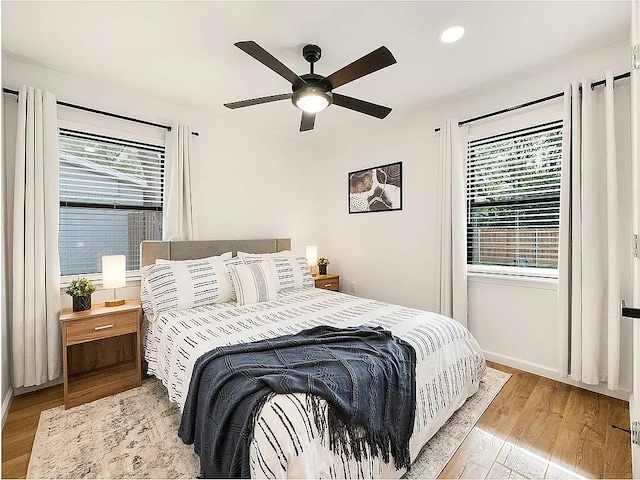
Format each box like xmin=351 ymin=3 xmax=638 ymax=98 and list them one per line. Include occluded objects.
xmin=436 ymin=120 xmax=468 ymax=326
xmin=11 ymin=85 xmax=61 ymax=388
xmin=558 ymin=72 xmax=621 ymax=389
xmin=163 ymin=124 xmax=194 ymax=240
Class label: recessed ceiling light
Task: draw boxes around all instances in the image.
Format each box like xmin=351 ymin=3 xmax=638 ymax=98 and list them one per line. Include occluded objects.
xmin=439 ymin=25 xmax=465 ymax=44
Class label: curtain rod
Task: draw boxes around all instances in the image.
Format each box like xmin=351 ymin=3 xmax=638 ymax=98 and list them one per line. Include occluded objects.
xmin=2 ymin=87 xmax=199 ymax=136
xmin=434 ymin=71 xmax=631 ymax=133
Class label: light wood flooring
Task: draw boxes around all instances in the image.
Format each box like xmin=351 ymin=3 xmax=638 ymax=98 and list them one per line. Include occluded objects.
xmin=2 ymin=383 xmax=64 ymax=479
xmin=1 ymin=362 xmax=632 ymax=479
xmin=442 ymin=362 xmax=631 ymax=479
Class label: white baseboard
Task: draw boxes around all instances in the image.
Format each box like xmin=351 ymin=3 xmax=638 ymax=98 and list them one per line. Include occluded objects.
xmin=483 ymin=350 xmax=631 ymax=402
xmin=2 ymin=387 xmax=13 ymax=429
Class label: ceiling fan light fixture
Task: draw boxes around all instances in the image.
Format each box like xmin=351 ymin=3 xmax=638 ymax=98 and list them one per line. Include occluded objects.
xmin=224 ymin=41 xmax=396 ymax=131
xmin=292 ymin=87 xmax=333 ymax=113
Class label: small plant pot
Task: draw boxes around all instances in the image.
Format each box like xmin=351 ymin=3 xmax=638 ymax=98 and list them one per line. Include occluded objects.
xmin=73 ymin=295 xmax=92 ymax=312
xmin=318 ymin=265 xmax=327 ymax=275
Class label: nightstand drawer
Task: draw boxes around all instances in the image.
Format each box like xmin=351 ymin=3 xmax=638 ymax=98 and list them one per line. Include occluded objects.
xmin=315 ymin=277 xmax=339 ymax=291
xmin=66 ymin=312 xmax=138 ymax=345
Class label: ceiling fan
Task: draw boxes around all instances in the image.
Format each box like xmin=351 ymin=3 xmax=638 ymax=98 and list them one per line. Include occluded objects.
xmin=224 ymin=41 xmax=397 ymax=132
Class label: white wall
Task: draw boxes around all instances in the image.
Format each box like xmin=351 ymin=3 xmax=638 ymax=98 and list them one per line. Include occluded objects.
xmin=309 ymin=40 xmax=633 ymax=399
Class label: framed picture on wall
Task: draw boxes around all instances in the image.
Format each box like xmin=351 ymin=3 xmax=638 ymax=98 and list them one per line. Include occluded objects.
xmin=348 ymin=161 xmax=402 ymax=214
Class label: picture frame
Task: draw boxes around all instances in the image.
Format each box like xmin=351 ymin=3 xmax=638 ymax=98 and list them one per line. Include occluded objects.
xmin=348 ymin=161 xmax=403 ymax=214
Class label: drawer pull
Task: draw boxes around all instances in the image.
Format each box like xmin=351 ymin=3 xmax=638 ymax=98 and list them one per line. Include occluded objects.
xmin=324 ymin=284 xmax=332 ymax=287
xmin=94 ymin=324 xmax=114 ymax=331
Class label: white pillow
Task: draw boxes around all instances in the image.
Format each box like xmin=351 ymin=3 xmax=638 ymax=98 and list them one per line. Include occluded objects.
xmin=142 ymin=256 xmax=234 ymax=316
xmin=229 ymin=262 xmax=277 ymax=306
xmin=242 ymin=254 xmax=314 ymax=291
xmin=155 ymin=251 xmax=232 ymax=264
xmin=236 ymin=251 xmax=292 ymax=259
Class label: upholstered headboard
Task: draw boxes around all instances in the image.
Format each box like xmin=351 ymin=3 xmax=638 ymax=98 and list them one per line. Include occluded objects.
xmin=140 ymin=238 xmax=291 ymax=267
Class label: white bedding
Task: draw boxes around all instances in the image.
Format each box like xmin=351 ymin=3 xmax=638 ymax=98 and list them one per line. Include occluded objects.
xmin=144 ymin=288 xmax=485 ymax=479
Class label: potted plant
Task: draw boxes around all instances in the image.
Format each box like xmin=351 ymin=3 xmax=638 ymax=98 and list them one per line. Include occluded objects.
xmin=317 ymin=257 xmax=330 ymax=275
xmin=65 ymin=278 xmax=96 ymax=312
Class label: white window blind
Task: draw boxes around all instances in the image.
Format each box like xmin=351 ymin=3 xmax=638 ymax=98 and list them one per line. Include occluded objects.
xmin=467 ymin=120 xmax=562 ymax=269
xmin=59 ymin=129 xmax=164 ymax=276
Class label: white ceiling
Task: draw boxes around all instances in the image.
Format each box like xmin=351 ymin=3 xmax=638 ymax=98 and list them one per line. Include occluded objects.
xmin=1 ymin=1 xmax=631 ymax=120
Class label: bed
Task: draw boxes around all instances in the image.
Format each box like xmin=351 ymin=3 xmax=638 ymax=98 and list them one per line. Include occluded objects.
xmin=140 ymin=238 xmax=485 ymax=479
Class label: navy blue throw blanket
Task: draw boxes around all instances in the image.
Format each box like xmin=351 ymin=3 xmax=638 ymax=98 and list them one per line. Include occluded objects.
xmin=178 ymin=325 xmax=416 ymax=479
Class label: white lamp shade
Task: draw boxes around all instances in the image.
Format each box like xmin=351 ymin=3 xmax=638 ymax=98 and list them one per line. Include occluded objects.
xmin=306 ymin=245 xmax=318 ymax=266
xmin=102 ymin=255 xmax=126 ymax=289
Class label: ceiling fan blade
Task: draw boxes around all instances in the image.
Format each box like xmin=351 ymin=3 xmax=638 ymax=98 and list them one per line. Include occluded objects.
xmin=300 ymin=111 xmax=316 ymax=132
xmin=224 ymin=93 xmax=292 ymax=109
xmin=332 ymin=93 xmax=392 ymax=119
xmin=235 ymin=41 xmax=306 ymax=87
xmin=322 ymin=46 xmax=396 ymax=90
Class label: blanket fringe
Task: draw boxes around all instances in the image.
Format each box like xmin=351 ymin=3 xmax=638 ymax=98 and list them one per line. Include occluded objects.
xmin=306 ymin=395 xmax=411 ymax=471
xmin=247 ymin=392 xmax=276 ymax=446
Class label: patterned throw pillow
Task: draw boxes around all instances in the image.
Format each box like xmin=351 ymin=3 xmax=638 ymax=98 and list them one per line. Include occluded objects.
xmin=241 ymin=254 xmax=314 ymax=291
xmin=228 ymin=262 xmax=277 ymax=306
xmin=142 ymin=257 xmax=234 ymax=316
xmin=222 ymin=256 xmax=245 ymax=303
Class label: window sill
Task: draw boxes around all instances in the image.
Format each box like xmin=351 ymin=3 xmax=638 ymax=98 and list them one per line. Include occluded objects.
xmin=468 ymin=264 xmax=557 ymax=279
xmin=468 ymin=269 xmax=558 ymax=291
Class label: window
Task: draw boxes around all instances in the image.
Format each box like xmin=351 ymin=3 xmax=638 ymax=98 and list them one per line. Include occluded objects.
xmin=59 ymin=129 xmax=164 ymax=276
xmin=466 ymin=120 xmax=562 ymax=270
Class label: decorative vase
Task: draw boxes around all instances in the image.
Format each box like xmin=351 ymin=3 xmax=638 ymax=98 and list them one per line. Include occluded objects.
xmin=318 ymin=265 xmax=327 ymax=275
xmin=72 ymin=295 xmax=92 ymax=312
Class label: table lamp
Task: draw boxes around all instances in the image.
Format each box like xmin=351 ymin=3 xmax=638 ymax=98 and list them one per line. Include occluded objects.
xmin=306 ymin=245 xmax=318 ymax=276
xmin=102 ymin=255 xmax=126 ymax=307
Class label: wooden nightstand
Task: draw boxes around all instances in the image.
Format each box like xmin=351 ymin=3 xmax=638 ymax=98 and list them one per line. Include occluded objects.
xmin=314 ymin=274 xmax=340 ymax=292
xmin=60 ymin=300 xmax=142 ymax=409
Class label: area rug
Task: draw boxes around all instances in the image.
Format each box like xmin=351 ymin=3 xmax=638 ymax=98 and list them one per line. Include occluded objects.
xmin=27 ymin=367 xmax=510 ymax=479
